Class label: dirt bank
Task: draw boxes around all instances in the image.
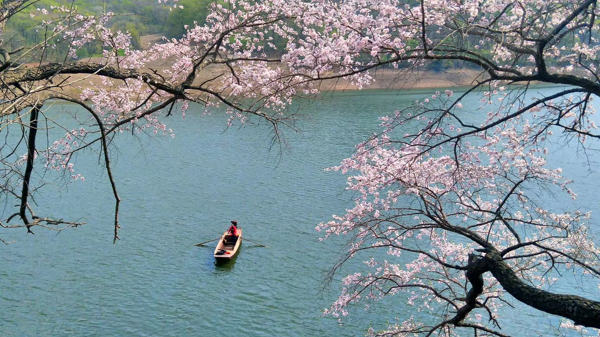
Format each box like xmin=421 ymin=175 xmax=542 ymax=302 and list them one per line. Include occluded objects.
xmin=320 ymin=68 xmax=484 ymax=91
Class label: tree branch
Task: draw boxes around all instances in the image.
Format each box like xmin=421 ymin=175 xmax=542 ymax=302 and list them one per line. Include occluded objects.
xmin=485 ymin=250 xmax=600 ymax=328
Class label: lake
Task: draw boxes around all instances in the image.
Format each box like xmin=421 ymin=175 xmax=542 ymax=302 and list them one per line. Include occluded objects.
xmin=0 ymin=87 xmax=598 ymax=336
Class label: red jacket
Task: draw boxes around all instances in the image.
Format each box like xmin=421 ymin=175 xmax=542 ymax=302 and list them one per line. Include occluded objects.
xmin=229 ymin=225 xmax=238 ymax=236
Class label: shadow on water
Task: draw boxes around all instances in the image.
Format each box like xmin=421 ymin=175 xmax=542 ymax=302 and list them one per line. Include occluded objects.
xmin=214 ymin=257 xmax=237 ymax=269
xmin=212 ymin=244 xmax=243 ymax=273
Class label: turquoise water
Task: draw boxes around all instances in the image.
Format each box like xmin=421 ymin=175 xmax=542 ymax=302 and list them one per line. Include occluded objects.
xmin=0 ymin=88 xmax=598 ymax=336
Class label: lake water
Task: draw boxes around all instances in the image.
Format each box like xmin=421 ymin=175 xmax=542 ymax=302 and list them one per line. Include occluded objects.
xmin=1 ymin=88 xmax=598 ymax=336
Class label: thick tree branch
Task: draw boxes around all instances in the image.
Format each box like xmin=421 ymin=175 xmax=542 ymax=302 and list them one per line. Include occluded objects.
xmin=484 ymin=250 xmax=600 ymax=329
xmin=3 ymin=62 xmax=184 ymax=96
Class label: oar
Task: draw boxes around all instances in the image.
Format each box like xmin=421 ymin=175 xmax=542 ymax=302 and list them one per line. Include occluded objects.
xmin=242 ymin=237 xmax=268 ymax=248
xmin=195 ymin=237 xmax=221 ymax=247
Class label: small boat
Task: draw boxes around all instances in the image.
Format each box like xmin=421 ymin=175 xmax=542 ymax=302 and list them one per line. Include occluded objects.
xmin=213 ymin=228 xmax=243 ymax=259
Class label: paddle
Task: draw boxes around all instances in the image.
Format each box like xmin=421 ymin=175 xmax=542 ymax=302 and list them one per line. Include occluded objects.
xmin=194 ymin=237 xmax=221 ymax=247
xmin=242 ymin=237 xmax=268 ymax=248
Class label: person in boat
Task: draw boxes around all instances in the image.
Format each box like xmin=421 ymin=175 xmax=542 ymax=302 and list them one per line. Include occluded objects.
xmin=227 ymin=221 xmax=239 ymax=244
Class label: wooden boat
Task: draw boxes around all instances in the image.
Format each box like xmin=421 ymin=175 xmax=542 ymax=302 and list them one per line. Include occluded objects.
xmin=213 ymin=228 xmax=243 ymax=259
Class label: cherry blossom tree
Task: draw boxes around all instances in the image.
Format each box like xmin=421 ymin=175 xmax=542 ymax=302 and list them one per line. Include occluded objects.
xmin=1 ymin=0 xmax=599 ymax=333
xmin=304 ymin=0 xmax=600 ymax=335
xmin=318 ymin=99 xmax=600 ymax=335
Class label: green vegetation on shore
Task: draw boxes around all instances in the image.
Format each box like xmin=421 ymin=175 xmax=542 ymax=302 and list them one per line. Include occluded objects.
xmin=5 ymin=0 xmax=215 ymax=59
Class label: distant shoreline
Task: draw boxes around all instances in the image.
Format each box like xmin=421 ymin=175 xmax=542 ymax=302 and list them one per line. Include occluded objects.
xmin=320 ymin=68 xmax=485 ymax=92
xmin=52 ymin=49 xmax=489 ymax=97
xmin=54 ymin=65 xmax=484 ymax=98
